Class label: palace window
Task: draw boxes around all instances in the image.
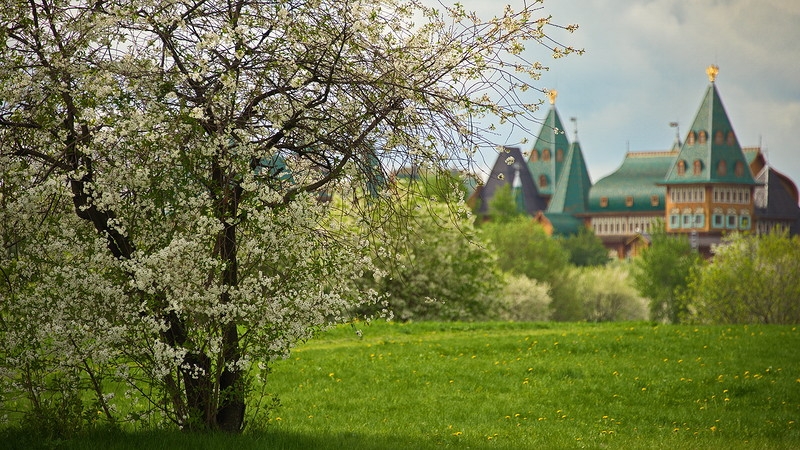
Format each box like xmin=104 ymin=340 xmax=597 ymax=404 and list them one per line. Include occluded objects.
xmin=712 ymin=213 xmax=724 ymax=228
xmin=600 ymin=197 xmax=608 ymax=208
xmin=726 ymin=131 xmax=736 ymax=146
xmin=676 ymin=160 xmax=686 ymax=176
xmin=682 ymin=214 xmax=693 ymax=229
xmin=735 ymin=161 xmax=745 ymax=177
xmin=693 ymin=159 xmax=703 ymax=175
xmin=670 ymin=214 xmax=680 ymax=229
xmin=726 ymin=214 xmax=737 ymax=229
xmin=717 ymin=160 xmax=727 ymax=176
xmin=651 ymin=195 xmax=660 ymax=207
xmin=739 ymin=214 xmax=751 ymax=230
xmin=625 ymin=196 xmax=634 ymax=207
xmin=712 ymin=187 xmax=751 ymax=204
xmin=694 ymin=213 xmax=705 ymax=228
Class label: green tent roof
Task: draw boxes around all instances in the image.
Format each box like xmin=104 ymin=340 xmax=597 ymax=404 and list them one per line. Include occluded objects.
xmin=547 ymin=141 xmax=592 ymax=215
xmin=663 ymin=83 xmax=758 ymax=185
xmin=527 ymin=106 xmax=571 ymax=196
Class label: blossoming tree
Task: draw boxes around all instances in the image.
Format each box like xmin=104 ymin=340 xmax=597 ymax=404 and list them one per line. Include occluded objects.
xmin=0 ymin=0 xmax=578 ymax=432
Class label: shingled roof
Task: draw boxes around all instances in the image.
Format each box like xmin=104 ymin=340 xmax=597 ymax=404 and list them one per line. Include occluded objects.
xmin=588 ymin=151 xmax=675 ymax=213
xmin=663 ymin=74 xmax=758 ymax=186
xmin=527 ymin=104 xmax=571 ymax=197
xmin=473 ymin=146 xmax=547 ymax=216
xmin=547 ymin=140 xmax=592 ymax=215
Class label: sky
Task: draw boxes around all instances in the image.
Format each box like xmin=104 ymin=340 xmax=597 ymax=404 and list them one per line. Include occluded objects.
xmin=457 ymin=0 xmax=800 ymax=185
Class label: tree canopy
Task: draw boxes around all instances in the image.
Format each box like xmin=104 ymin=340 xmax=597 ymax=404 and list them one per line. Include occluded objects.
xmin=687 ymin=231 xmax=800 ymax=324
xmin=631 ymin=223 xmax=701 ymax=323
xmin=0 ymin=0 xmax=578 ymax=433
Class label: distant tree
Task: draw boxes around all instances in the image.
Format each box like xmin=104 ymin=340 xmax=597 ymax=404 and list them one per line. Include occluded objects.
xmin=480 ymin=217 xmax=582 ymax=320
xmin=560 ymin=227 xmax=610 ymax=267
xmin=416 ymin=170 xmax=470 ymax=204
xmin=577 ymin=263 xmax=648 ymax=322
xmin=632 ymin=223 xmax=702 ymax=323
xmin=481 ymin=217 xmax=569 ymax=283
xmin=487 ymin=184 xmax=523 ymax=223
xmin=687 ymin=231 xmax=800 ymax=324
xmin=492 ymin=273 xmax=552 ymax=322
xmin=631 ymin=223 xmax=701 ymax=323
xmin=353 ymin=182 xmax=502 ymax=321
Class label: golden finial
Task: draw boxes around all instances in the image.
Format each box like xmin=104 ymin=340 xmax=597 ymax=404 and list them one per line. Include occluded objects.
xmin=547 ymin=89 xmax=558 ymax=105
xmin=706 ymin=64 xmax=719 ymax=83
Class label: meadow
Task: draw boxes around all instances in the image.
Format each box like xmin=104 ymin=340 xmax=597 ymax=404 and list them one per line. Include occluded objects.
xmin=3 ymin=321 xmax=799 ymax=449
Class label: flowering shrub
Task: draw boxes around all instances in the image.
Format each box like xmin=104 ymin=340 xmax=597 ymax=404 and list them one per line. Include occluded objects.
xmin=0 ymin=0 xmax=578 ymax=433
xmin=492 ymin=274 xmax=553 ymax=322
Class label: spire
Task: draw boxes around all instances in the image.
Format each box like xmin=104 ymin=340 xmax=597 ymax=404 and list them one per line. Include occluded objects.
xmin=664 ymin=67 xmax=757 ymax=185
xmin=547 ymin=140 xmax=592 ymax=214
xmin=547 ymin=89 xmax=558 ymax=105
xmin=527 ymin=95 xmax=571 ymax=196
xmin=706 ymin=64 xmax=719 ymax=83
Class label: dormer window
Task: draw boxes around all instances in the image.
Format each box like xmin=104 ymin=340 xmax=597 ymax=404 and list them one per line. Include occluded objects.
xmin=714 ymin=130 xmax=724 ymax=145
xmin=556 ymin=148 xmax=564 ymax=162
xmin=693 ymin=159 xmax=703 ymax=175
xmin=717 ymin=160 xmax=727 ymax=176
xmin=542 ymin=149 xmax=551 ymax=161
xmin=539 ymin=174 xmax=548 ymax=187
xmin=686 ymin=131 xmax=696 ymax=145
xmin=698 ymin=130 xmax=707 ymax=144
xmin=600 ymin=197 xmax=608 ymax=208
xmin=530 ymin=149 xmax=539 ymax=161
xmin=651 ymin=195 xmax=660 ymax=206
xmin=726 ymin=131 xmax=736 ymax=146
xmin=676 ymin=160 xmax=686 ymax=176
xmin=734 ymin=161 xmax=745 ymax=177
xmin=625 ymin=196 xmax=634 ymax=207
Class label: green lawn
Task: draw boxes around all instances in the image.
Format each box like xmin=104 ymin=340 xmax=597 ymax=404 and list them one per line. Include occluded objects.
xmin=3 ymin=321 xmax=799 ymax=449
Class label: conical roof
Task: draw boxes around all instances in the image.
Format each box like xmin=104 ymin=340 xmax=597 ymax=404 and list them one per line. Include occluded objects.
xmin=664 ymin=69 xmax=758 ymax=185
xmin=547 ymin=141 xmax=592 ymax=214
xmin=475 ymin=146 xmax=547 ymax=216
xmin=527 ymin=101 xmax=571 ymax=196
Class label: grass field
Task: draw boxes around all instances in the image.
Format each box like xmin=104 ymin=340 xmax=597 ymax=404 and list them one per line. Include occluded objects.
xmin=3 ymin=321 xmax=799 ymax=449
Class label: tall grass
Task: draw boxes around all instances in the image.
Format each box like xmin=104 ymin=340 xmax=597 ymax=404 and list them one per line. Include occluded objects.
xmin=3 ymin=321 xmax=798 ymax=449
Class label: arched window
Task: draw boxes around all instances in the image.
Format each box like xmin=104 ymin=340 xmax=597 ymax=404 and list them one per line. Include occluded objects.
xmin=676 ymin=160 xmax=686 ymax=176
xmin=726 ymin=131 xmax=736 ymax=146
xmin=734 ymin=161 xmax=745 ymax=177
xmin=717 ymin=160 xmax=727 ymax=176
xmin=556 ymin=148 xmax=564 ymax=162
xmin=698 ymin=130 xmax=707 ymax=144
xmin=542 ymin=149 xmax=551 ymax=161
xmin=539 ymin=174 xmax=548 ymax=187
xmin=693 ymin=159 xmax=703 ymax=175
xmin=686 ymin=131 xmax=696 ymax=145
xmin=530 ymin=149 xmax=539 ymax=161
xmin=714 ymin=130 xmax=724 ymax=145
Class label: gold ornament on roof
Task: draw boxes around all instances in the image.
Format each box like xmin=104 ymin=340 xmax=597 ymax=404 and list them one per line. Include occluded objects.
xmin=706 ymin=64 xmax=719 ymax=83
xmin=547 ymin=89 xmax=558 ymax=105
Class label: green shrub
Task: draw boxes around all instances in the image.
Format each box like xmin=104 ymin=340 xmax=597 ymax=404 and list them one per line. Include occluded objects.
xmin=491 ymin=273 xmax=552 ymax=322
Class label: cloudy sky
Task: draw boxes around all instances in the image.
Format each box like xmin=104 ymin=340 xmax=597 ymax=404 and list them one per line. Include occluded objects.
xmin=458 ymin=0 xmax=800 ymax=186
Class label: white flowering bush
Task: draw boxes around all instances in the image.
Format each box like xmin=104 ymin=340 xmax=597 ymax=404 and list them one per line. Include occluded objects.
xmin=0 ymin=0 xmax=578 ymax=433
xmin=492 ymin=273 xmax=553 ymax=322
